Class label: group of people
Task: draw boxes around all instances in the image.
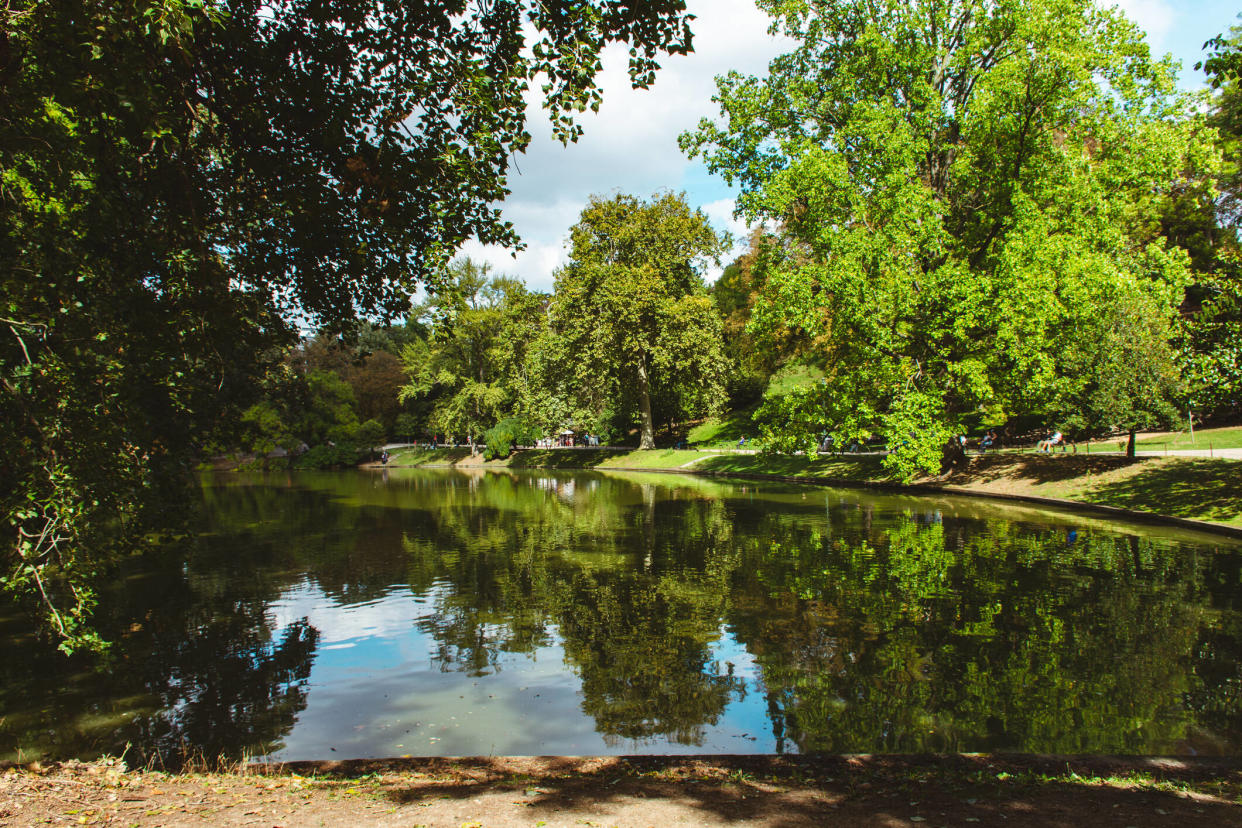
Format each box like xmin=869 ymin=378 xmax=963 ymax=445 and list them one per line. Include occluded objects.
xmin=1037 ymin=429 xmax=1065 ymax=452
xmin=961 ymin=428 xmax=1064 ymax=453
xmin=532 ymin=433 xmax=602 ymax=448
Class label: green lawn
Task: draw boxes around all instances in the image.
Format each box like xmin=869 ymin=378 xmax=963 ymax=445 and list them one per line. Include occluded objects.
xmin=1135 ymin=424 xmax=1242 ymax=451
xmin=686 ymin=451 xmax=886 ymax=480
xmin=1041 ymin=457 xmax=1242 ymax=528
xmin=381 ymin=443 xmax=1241 ymax=530
xmin=686 ymin=408 xmax=758 ymax=448
xmin=386 ymin=447 xmax=472 ymax=464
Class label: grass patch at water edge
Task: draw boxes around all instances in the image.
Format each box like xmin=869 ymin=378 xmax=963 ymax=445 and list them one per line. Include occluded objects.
xmin=382 ymin=445 xmax=1242 ymax=529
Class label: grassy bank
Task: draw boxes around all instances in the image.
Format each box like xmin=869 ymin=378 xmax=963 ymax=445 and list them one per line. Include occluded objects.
xmin=1135 ymin=424 xmax=1242 ymax=451
xmin=387 ymin=445 xmax=1242 ymax=529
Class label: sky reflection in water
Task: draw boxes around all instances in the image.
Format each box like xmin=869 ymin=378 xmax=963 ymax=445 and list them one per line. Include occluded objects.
xmin=3 ymin=468 xmax=1242 ymax=764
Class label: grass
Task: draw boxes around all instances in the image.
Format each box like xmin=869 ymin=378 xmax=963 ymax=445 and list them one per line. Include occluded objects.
xmin=507 ymin=449 xmax=622 ymax=469
xmin=685 ymin=364 xmax=826 ymax=450
xmin=944 ymin=454 xmax=1242 ymax=529
xmin=1064 ymin=458 xmax=1242 ymax=526
xmin=686 ymin=408 xmax=758 ymax=448
xmin=1135 ymin=424 xmax=1242 ymax=451
xmin=684 ymin=451 xmax=887 ymax=480
xmin=764 ymin=362 xmax=825 ymax=396
xmin=386 ymin=447 xmax=472 ymax=465
xmin=382 ymin=442 xmax=1242 ymax=530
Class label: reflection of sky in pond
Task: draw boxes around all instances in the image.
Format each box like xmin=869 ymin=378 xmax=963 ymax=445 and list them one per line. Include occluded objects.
xmin=5 ymin=468 xmax=1242 ymax=765
xmin=264 ymin=580 xmax=775 ymax=758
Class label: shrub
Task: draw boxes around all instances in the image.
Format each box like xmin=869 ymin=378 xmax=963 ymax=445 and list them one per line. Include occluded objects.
xmin=484 ymin=418 xmax=540 ymax=460
xmin=293 ymin=442 xmax=361 ymax=469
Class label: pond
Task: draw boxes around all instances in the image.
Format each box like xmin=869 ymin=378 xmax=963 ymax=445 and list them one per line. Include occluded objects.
xmin=3 ymin=468 xmax=1242 ymax=764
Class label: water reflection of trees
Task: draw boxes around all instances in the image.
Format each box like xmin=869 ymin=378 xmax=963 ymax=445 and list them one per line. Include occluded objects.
xmin=0 ymin=477 xmax=322 ymax=765
xmin=391 ymin=473 xmax=747 ymax=742
xmin=10 ymin=470 xmax=1241 ymax=762
xmin=363 ymin=474 xmax=1242 ymax=754
xmin=731 ymin=506 xmax=1225 ymax=754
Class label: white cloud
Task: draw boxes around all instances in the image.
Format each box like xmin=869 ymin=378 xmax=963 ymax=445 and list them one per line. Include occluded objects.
xmin=267 ymin=580 xmax=427 ymax=646
xmin=461 ymin=0 xmax=791 ymax=287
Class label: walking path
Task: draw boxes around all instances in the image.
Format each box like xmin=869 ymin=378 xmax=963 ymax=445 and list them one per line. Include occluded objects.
xmin=1035 ymin=447 xmax=1242 ymax=459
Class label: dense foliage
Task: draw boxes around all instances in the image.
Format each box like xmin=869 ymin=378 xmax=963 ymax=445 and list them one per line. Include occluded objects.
xmin=1 ymin=0 xmax=696 ymax=649
xmin=1186 ymin=23 xmax=1242 ymax=416
xmin=550 ymin=192 xmax=729 ymax=449
xmin=483 ymin=418 xmax=541 ymax=461
xmin=682 ymin=0 xmax=1217 ymax=477
xmin=398 ymin=260 xmax=541 ymax=444
xmin=6 ymin=0 xmax=1242 ymax=652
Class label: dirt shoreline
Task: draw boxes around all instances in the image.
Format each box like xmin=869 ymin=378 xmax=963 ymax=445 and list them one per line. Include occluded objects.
xmin=5 ymin=753 xmax=1242 ymax=827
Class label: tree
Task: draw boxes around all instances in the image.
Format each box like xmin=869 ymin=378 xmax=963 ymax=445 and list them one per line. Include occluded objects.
xmin=393 ymin=413 xmax=421 ymax=446
xmin=357 ymin=419 xmax=386 ymax=457
xmin=1052 ymin=291 xmax=1183 ymax=456
xmin=1183 ymin=23 xmax=1242 ymax=420
xmin=551 ymin=192 xmax=729 ymax=449
xmin=341 ymin=351 xmax=407 ymax=432
xmin=711 ymin=230 xmax=809 ymax=406
xmin=398 ymin=259 xmax=535 ymax=442
xmin=298 ymin=370 xmax=361 ymax=445
xmin=3 ymin=0 xmax=697 ymax=650
xmin=682 ymin=0 xmax=1211 ymax=479
xmin=483 ymin=417 xmax=540 ymax=460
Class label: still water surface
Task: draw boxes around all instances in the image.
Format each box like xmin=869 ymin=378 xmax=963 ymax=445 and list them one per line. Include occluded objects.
xmin=3 ymin=468 xmax=1242 ymax=763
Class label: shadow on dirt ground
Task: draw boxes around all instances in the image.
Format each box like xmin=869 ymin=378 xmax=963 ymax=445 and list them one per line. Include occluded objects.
xmin=268 ymin=754 xmax=1242 ymax=827
xmin=7 ymin=754 xmax=1242 ymax=826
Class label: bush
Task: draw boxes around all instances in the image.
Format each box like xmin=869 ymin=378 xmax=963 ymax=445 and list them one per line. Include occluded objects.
xmin=357 ymin=419 xmax=386 ymax=453
xmin=483 ymin=418 xmax=541 ymax=460
xmin=293 ymin=442 xmax=361 ymax=469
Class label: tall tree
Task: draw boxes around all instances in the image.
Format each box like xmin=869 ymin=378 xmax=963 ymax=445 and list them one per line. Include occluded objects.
xmin=1051 ymin=290 xmax=1183 ymax=456
xmin=552 ymin=192 xmax=728 ymax=449
xmin=682 ymin=0 xmax=1212 ymax=478
xmin=1185 ymin=23 xmax=1242 ymax=420
xmin=2 ymin=0 xmax=696 ymax=649
xmin=711 ymin=230 xmax=810 ymax=405
xmin=398 ymin=259 xmax=536 ymax=442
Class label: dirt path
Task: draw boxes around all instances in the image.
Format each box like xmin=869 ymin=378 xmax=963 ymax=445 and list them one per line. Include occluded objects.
xmin=4 ymin=755 xmax=1241 ymax=827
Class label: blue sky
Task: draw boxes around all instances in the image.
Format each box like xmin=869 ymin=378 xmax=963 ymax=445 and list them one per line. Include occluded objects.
xmin=460 ymin=0 xmax=1242 ymax=292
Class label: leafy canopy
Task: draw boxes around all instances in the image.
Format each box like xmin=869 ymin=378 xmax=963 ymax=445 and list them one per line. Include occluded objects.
xmin=1 ymin=0 xmax=697 ymax=649
xmin=551 ymin=192 xmax=729 ymax=449
xmin=399 ymin=259 xmax=538 ymax=442
xmin=682 ymin=0 xmax=1211 ymax=478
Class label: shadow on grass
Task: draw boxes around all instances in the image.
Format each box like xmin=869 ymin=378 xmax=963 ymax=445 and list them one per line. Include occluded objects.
xmin=506 ymin=449 xmax=621 ymax=469
xmin=687 ymin=408 xmax=755 ymax=448
xmin=694 ymin=452 xmax=887 ymax=481
xmin=388 ymin=448 xmax=472 ymax=465
xmin=263 ymin=754 xmax=1242 ymax=828
xmin=949 ymin=454 xmax=1141 ymax=486
xmin=1082 ymin=458 xmax=1242 ymax=523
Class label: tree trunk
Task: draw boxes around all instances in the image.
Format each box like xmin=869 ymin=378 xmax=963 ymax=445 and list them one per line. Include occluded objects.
xmin=637 ymin=355 xmax=655 ymax=450
xmin=1126 ymin=428 xmax=1136 ymax=459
